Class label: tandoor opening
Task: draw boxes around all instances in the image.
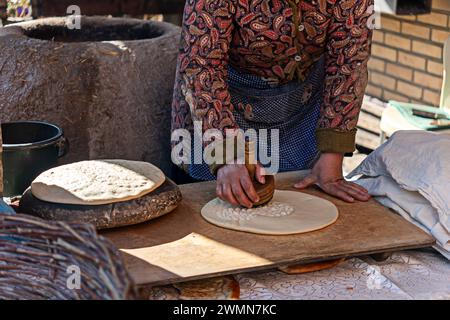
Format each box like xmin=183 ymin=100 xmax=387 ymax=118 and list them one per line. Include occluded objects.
xmin=24 ymin=21 xmax=164 ymax=42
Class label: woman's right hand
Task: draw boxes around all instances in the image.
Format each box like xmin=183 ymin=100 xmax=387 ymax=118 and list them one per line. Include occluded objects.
xmin=216 ymin=163 xmax=266 ymax=208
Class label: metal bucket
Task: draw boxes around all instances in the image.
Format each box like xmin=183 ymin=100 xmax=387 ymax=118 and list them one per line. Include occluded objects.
xmin=1 ymin=121 xmax=67 ymax=197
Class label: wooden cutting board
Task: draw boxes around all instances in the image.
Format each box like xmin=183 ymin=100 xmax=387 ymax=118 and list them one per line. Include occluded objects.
xmin=101 ymin=171 xmax=434 ymax=286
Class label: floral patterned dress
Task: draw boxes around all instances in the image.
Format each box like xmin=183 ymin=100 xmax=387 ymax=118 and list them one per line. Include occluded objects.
xmin=171 ymin=0 xmax=374 ymax=178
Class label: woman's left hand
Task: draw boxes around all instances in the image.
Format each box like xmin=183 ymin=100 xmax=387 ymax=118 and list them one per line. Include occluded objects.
xmin=294 ymin=152 xmax=370 ymax=203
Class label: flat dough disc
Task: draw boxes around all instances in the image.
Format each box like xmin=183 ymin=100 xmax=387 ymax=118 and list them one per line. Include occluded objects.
xmin=201 ymin=190 xmax=338 ymax=235
xmin=31 ymin=159 xmax=165 ymax=205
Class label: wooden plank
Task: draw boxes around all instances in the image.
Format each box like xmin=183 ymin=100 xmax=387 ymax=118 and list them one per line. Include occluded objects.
xmin=356 ymin=128 xmax=381 ymax=150
xmin=362 ymin=95 xmax=386 ymax=118
xmin=357 ymin=111 xmax=381 ymax=134
xmin=357 ymin=96 xmax=386 ymax=150
xmin=102 ymin=171 xmax=434 ymax=286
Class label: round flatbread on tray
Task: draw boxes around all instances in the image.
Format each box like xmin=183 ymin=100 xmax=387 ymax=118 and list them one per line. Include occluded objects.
xmin=31 ymin=159 xmax=165 ymax=205
xmin=201 ymin=190 xmax=338 ymax=235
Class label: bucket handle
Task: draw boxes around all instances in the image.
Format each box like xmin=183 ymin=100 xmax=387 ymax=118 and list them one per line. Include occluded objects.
xmin=56 ymin=136 xmax=69 ymax=158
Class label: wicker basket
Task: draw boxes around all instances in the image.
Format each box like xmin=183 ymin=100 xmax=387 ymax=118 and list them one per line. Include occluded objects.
xmin=0 ymin=213 xmax=137 ymax=299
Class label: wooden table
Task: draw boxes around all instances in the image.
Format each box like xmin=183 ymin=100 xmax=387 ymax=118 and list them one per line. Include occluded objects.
xmin=102 ymin=171 xmax=434 ymax=286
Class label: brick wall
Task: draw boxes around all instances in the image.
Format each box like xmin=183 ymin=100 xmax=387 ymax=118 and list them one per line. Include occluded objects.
xmin=367 ymin=0 xmax=450 ymax=106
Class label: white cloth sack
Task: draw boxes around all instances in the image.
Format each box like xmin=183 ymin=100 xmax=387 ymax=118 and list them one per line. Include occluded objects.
xmin=348 ymin=130 xmax=450 ymax=259
xmin=354 ymin=176 xmax=450 ymax=259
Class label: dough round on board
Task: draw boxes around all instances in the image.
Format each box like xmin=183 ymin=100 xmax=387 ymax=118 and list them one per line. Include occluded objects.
xmin=201 ymin=190 xmax=338 ymax=235
xmin=31 ymin=160 xmax=165 ymax=205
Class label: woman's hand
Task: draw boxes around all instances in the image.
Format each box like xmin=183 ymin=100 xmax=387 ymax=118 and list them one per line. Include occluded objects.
xmin=294 ymin=153 xmax=370 ymax=203
xmin=216 ymin=163 xmax=266 ymax=208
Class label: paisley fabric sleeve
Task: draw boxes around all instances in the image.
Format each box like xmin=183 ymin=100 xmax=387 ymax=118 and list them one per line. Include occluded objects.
xmin=174 ymin=0 xmax=239 ymax=175
xmin=316 ymin=0 xmax=373 ymax=153
xmin=176 ymin=0 xmax=238 ymax=135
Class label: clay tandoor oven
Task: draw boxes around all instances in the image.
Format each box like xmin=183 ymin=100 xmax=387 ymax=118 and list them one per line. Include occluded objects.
xmin=0 ymin=17 xmax=181 ymax=176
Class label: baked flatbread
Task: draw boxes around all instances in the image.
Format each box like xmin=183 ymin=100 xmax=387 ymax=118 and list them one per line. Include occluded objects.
xmin=31 ymin=160 xmax=165 ymax=205
xmin=201 ymin=190 xmax=338 ymax=235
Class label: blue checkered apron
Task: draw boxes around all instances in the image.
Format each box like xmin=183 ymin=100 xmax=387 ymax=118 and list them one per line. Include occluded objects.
xmin=188 ymin=55 xmax=325 ymax=181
